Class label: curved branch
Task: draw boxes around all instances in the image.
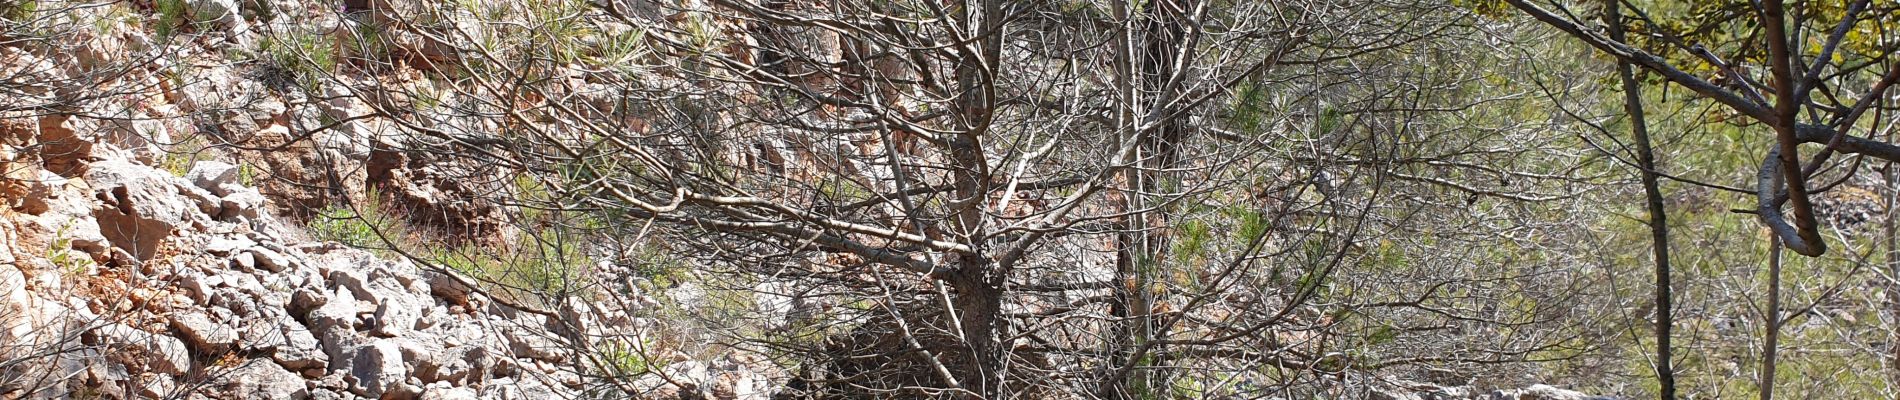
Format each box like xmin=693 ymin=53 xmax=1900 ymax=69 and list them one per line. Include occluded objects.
xmin=1756 ymin=148 xmax=1825 ymax=256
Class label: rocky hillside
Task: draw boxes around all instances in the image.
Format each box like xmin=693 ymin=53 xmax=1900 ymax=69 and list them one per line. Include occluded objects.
xmin=5 ymin=138 xmax=626 ymax=398
xmin=0 ymin=0 xmax=773 ymax=396
xmin=2 ymin=125 xmax=788 ymax=399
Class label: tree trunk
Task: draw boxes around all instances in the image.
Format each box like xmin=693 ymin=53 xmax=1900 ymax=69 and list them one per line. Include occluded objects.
xmin=1106 ymin=1 xmax=1187 ymax=398
xmin=1761 ymin=236 xmax=1783 ymax=400
xmin=950 ymin=264 xmax=1008 ymax=398
xmin=1604 ymin=3 xmax=1675 ymax=398
xmin=949 ymin=0 xmax=1006 ymax=397
xmin=1886 ymin=162 xmax=1900 ymax=383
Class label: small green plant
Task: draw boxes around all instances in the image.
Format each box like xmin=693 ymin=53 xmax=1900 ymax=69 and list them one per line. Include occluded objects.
xmin=430 ymin=230 xmax=590 ymax=299
xmin=258 ymin=31 xmax=336 ymax=92
xmin=158 ymin=131 xmax=209 ymax=177
xmin=0 ymin=0 xmax=35 ymax=22
xmin=817 ymin=179 xmax=872 ymax=203
xmin=236 ymin=162 xmax=256 ymax=186
xmin=589 ymin=28 xmax=649 ymax=73
xmin=306 ymin=191 xmax=407 ymax=255
xmin=91 ymin=5 xmax=144 ymax=39
xmin=595 ymin=339 xmax=660 ymax=377
xmin=527 ymin=0 xmax=591 ymax=64
xmin=343 ymin=20 xmax=391 ymax=64
xmin=47 ymin=224 xmax=94 ymax=277
xmin=154 ymin=0 xmax=185 ymax=38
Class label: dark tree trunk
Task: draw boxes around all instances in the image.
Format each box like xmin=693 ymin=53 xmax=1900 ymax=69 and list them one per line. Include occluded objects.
xmin=950 ymin=263 xmax=1008 ymax=399
xmin=1604 ymin=2 xmax=1675 ymax=398
xmin=948 ymin=0 xmax=1007 ymax=397
xmin=1107 ymin=1 xmax=1188 ymax=398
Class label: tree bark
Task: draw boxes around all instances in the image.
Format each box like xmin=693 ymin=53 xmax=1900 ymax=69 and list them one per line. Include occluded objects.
xmin=1761 ymin=236 xmax=1784 ymax=400
xmin=1759 ymin=0 xmax=1824 ymax=255
xmin=1603 ymin=3 xmax=1675 ymax=398
xmin=949 ymin=263 xmax=1008 ymax=398
xmin=1886 ymin=162 xmax=1900 ymax=382
xmin=950 ymin=0 xmax=1007 ymax=397
xmin=1105 ymin=0 xmax=1187 ymax=398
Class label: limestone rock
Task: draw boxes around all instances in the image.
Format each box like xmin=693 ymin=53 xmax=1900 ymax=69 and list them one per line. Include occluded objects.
xmin=187 ymin=0 xmax=248 ymax=32
xmin=206 ymin=236 xmax=256 ymax=255
xmin=168 ymin=310 xmax=238 ymax=353
xmin=86 ymin=159 xmax=194 ymax=260
xmin=186 ymin=160 xmax=241 ymax=196
xmin=262 ymin=314 xmax=329 ymax=372
xmin=220 ymin=187 xmax=267 ymax=221
xmin=505 ymin=329 xmax=566 ymax=363
xmin=12 ymin=169 xmax=61 ymax=215
xmin=419 ymin=386 xmax=477 ymax=400
xmin=36 ymin=114 xmax=92 ymax=178
xmin=372 ymin=296 xmax=423 ymax=337
xmin=92 ymin=324 xmax=191 ymax=375
xmin=345 ymin=340 xmax=410 ymax=399
xmin=248 ymin=247 xmax=292 ymax=272
xmin=1509 ymin=385 xmax=1598 ymax=400
xmin=211 ymin=360 xmax=310 ymax=399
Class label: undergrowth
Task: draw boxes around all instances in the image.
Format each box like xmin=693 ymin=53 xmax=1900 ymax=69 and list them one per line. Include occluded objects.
xmin=305 ymin=189 xmax=591 ymax=306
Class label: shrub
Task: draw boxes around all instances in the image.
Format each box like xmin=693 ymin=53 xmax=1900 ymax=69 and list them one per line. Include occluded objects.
xmin=306 ymin=191 xmax=408 ymax=255
xmin=257 ymin=31 xmax=335 ymax=92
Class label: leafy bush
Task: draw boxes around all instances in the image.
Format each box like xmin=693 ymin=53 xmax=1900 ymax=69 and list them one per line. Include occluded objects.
xmin=46 ymin=224 xmax=93 ymax=277
xmin=595 ymin=339 xmax=660 ymax=377
xmin=257 ymin=31 xmax=335 ymax=92
xmin=306 ymin=191 xmax=408 ymax=255
xmin=153 ymin=0 xmax=184 ymax=38
xmin=1 ymin=0 xmax=36 ymax=22
xmin=428 ymin=231 xmax=591 ymax=299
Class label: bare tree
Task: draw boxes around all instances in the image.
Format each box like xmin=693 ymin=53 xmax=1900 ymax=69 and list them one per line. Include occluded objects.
xmin=286 ymin=0 xmax=1622 ymax=397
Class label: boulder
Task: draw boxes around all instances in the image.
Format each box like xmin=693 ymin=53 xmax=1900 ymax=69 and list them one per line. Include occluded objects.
xmin=372 ymin=297 xmax=423 ymax=337
xmin=186 ymin=0 xmax=248 ymax=32
xmin=504 ymin=328 xmax=566 ymax=363
xmin=211 ymin=360 xmax=310 ymax=399
xmin=220 ymin=187 xmax=267 ymax=221
xmin=260 ymin=313 xmax=329 ymax=372
xmin=86 ymin=160 xmax=195 ymax=260
xmin=248 ymin=247 xmax=292 ymax=272
xmin=92 ymin=324 xmax=191 ymax=375
xmin=206 ymin=236 xmax=255 ymax=255
xmin=289 ymin=287 xmax=329 ymax=317
xmin=186 ymin=160 xmax=241 ymax=196
xmin=98 ymin=108 xmax=170 ymax=165
xmin=11 ymin=169 xmax=61 ymax=215
xmin=0 ymin=265 xmax=71 ymax=360
xmin=305 ymin=288 xmax=366 ymax=364
xmin=419 ymin=386 xmax=477 ymax=400
xmin=35 ymin=114 xmax=92 ymax=178
xmin=1510 ymin=385 xmax=1598 ymax=400
xmin=711 ymin=370 xmax=769 ymax=400
xmin=345 ymin=340 xmax=411 ymax=399
xmin=168 ymin=310 xmax=238 ymax=353
xmin=425 ymin=270 xmax=475 ymax=309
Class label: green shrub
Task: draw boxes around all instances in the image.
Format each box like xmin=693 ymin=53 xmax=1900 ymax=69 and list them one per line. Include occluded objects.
xmin=154 ymin=0 xmax=185 ymax=38
xmin=2 ymin=0 xmax=37 ymax=22
xmin=258 ymin=31 xmax=335 ymax=92
xmin=595 ymin=339 xmax=660 ymax=377
xmin=341 ymin=21 xmax=391 ymax=65
xmin=430 ymin=229 xmax=592 ymax=300
xmin=47 ymin=224 xmax=94 ymax=277
xmin=306 ymin=191 xmax=407 ymax=255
